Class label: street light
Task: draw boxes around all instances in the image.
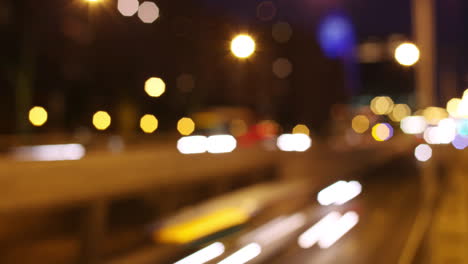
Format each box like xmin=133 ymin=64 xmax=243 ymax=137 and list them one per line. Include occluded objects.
xmin=29 ymin=106 xmax=48 ymax=127
xmin=93 ymin=111 xmax=111 ymax=131
xmin=231 ymin=34 xmax=256 ymax=59
xmin=394 ymin=42 xmax=420 ymax=66
xmin=145 ymin=77 xmax=166 ymax=97
xmin=140 ymin=114 xmax=158 ymax=133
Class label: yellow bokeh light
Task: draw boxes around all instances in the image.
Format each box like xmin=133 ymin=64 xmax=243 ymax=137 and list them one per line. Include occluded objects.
xmin=446 ymin=98 xmax=461 ymax=117
xmin=29 ymin=106 xmax=48 ymax=127
xmin=230 ymin=119 xmax=248 ymax=137
xmin=370 ymin=96 xmax=394 ymax=115
xmin=423 ymin=107 xmax=448 ymax=125
xmin=145 ymin=77 xmax=166 ymax=97
xmin=231 ymin=34 xmax=256 ymax=59
xmin=394 ymin=42 xmax=420 ymax=66
xmin=389 ymin=104 xmax=411 ymax=122
xmin=177 ymin=117 xmax=195 ymax=136
xmin=372 ymin=123 xmax=393 ymax=142
xmin=292 ymin=124 xmax=310 ymax=136
xmin=458 ymin=90 xmax=468 ymax=118
xmin=140 ymin=114 xmax=158 ymax=133
xmin=351 ymin=115 xmax=370 ymax=134
xmin=93 ymin=111 xmax=111 ymax=131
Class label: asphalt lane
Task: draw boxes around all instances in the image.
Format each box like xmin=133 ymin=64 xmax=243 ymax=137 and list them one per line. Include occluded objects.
xmin=264 ymin=157 xmax=421 ymax=264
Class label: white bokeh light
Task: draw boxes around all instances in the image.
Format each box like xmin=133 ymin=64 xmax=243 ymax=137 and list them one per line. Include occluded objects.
xmin=401 ymin=116 xmax=427 ymax=134
xmin=206 ymin=135 xmax=237 ymax=154
xmin=414 ymin=144 xmax=432 ymax=162
xmin=277 ymin=133 xmax=312 ymax=152
xmin=177 ymin=136 xmax=207 ymax=154
xmin=394 ymin=42 xmax=420 ymax=66
xmin=118 ymin=0 xmax=139 ymax=17
xmin=138 ymin=1 xmax=160 ymax=23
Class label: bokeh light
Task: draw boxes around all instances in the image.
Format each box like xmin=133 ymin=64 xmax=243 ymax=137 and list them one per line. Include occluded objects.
xmin=389 ymin=104 xmax=411 ymax=122
xmin=140 ymin=114 xmax=158 ymax=133
xmin=177 ymin=117 xmax=195 ymax=136
xmin=257 ymin=120 xmax=279 ymax=139
xmin=437 ymin=118 xmax=457 ymax=144
xmin=423 ymin=107 xmax=448 ymax=125
xmin=176 ymin=74 xmax=195 ymax=92
xmin=29 ymin=106 xmax=48 ymax=127
xmin=256 ymin=1 xmax=276 ymax=21
xmin=317 ymin=13 xmax=355 ymax=58
xmin=272 ymin=22 xmax=292 ymax=43
xmin=93 ymin=111 xmax=111 ymax=131
xmin=458 ymin=119 xmax=468 ymax=136
xmin=174 ymin=242 xmax=225 ymax=264
xmin=423 ymin=119 xmax=457 ymax=145
xmin=231 ymin=34 xmax=256 ymax=59
xmin=446 ymin=98 xmax=462 ymax=117
xmin=424 ymin=118 xmax=457 ymax=144
xmin=458 ymin=96 xmax=468 ymax=118
xmin=371 ymin=123 xmax=393 ymax=141
xmin=452 ymin=134 xmax=468 ymax=150
xmin=351 ymin=115 xmax=369 ymax=134
xmin=118 ymin=0 xmax=139 ymax=17
xmin=138 ymin=1 xmax=160 ymax=23
xmin=272 ymin=58 xmax=293 ymax=79
xmin=277 ymin=134 xmax=312 ymax=152
xmin=394 ymin=42 xmax=420 ymax=66
xmin=401 ymin=116 xmax=427 ymax=134
xmin=292 ymin=124 xmax=310 ymax=136
xmin=207 ymin=135 xmax=237 ymax=154
xmin=415 ymin=144 xmax=432 ymax=162
xmin=177 ymin=136 xmax=207 ymax=154
xmin=230 ymin=119 xmax=248 ymax=137
xmin=317 ymin=181 xmax=362 ymax=206
xmin=370 ymin=96 xmax=394 ymax=115
xmin=12 ymin=144 xmax=86 ymax=162
xmin=145 ymin=77 xmax=166 ymax=97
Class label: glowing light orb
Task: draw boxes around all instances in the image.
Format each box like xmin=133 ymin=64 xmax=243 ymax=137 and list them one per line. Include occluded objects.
xmin=177 ymin=117 xmax=195 ymax=136
xmin=415 ymin=144 xmax=432 ymax=162
xmin=145 ymin=77 xmax=166 ymax=97
xmin=372 ymin=123 xmax=393 ymax=141
xmin=231 ymin=35 xmax=256 ymax=59
xmin=140 ymin=114 xmax=158 ymax=133
xmin=29 ymin=106 xmax=48 ymax=127
xmin=395 ymin=43 xmax=420 ymax=66
xmin=351 ymin=115 xmax=370 ymax=134
xmin=93 ymin=111 xmax=111 ymax=131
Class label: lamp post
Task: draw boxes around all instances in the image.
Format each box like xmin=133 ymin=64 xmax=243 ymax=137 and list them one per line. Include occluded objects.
xmin=412 ymin=0 xmax=436 ymax=108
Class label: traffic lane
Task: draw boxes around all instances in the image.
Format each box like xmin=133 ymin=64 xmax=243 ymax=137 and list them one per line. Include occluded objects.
xmin=265 ymin=157 xmax=421 ymax=264
xmin=169 ymin=157 xmax=419 ymax=264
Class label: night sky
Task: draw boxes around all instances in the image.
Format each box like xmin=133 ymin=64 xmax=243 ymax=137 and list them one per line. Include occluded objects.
xmin=0 ymin=0 xmax=466 ymax=134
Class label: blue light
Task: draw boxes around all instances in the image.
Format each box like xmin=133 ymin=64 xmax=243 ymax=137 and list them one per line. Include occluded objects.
xmin=452 ymin=134 xmax=468 ymax=150
xmin=458 ymin=119 xmax=468 ymax=136
xmin=317 ymin=13 xmax=355 ymax=59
